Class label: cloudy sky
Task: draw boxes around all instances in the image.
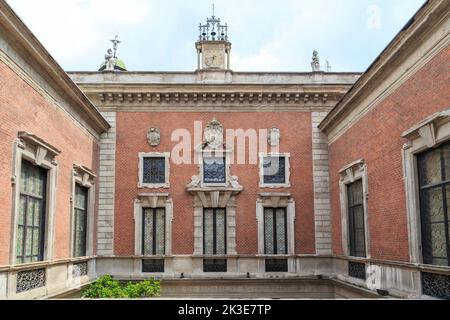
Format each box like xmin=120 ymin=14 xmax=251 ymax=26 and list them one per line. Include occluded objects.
xmin=6 ymin=0 xmax=425 ymax=72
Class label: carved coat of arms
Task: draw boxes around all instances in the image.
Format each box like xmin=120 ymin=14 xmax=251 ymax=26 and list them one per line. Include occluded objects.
xmin=204 ymin=119 xmax=224 ymax=149
xmin=147 ymin=127 xmax=161 ymax=147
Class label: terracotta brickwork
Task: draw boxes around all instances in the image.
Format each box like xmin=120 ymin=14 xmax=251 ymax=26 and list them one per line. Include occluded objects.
xmin=0 ymin=60 xmax=100 ymax=266
xmin=114 ymin=112 xmax=316 ymax=256
xmin=328 ymin=46 xmax=450 ymax=262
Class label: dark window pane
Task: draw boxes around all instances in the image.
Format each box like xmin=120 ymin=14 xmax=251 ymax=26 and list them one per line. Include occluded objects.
xmin=347 ymin=180 xmax=366 ymax=258
xmin=264 ymin=208 xmax=287 ymax=256
xmin=74 ymin=185 xmax=88 ymax=257
xmin=143 ymin=208 xmax=166 ymax=256
xmin=143 ymin=157 xmax=166 ymax=184
xmin=17 ymin=161 xmax=46 ymax=264
xmin=203 ymin=157 xmax=226 ymax=183
xmin=142 ymin=259 xmax=165 ymax=273
xmin=419 ymin=148 xmax=442 ymax=186
xmin=203 ymin=259 xmax=227 ymax=272
xmin=203 ymin=209 xmax=227 ymax=256
xmin=263 ymin=157 xmax=286 ymax=184
xmin=265 ymin=259 xmax=288 ymax=272
xmin=264 ymin=209 xmax=275 ymax=255
xmin=418 ymin=141 xmax=450 ymax=267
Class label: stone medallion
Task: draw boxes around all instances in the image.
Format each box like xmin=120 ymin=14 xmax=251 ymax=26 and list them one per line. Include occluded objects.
xmin=147 ymin=127 xmax=161 ymax=147
xmin=268 ymin=127 xmax=280 ymax=147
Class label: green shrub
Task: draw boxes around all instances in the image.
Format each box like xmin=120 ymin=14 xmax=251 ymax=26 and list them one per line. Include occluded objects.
xmin=81 ymin=275 xmax=161 ymax=299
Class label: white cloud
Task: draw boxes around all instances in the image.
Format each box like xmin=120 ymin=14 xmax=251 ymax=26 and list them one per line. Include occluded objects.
xmin=233 ymin=47 xmax=281 ymax=71
xmin=6 ymin=0 xmax=152 ymax=65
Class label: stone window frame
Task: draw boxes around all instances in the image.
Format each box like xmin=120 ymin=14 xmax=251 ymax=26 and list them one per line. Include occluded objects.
xmin=138 ymin=152 xmax=171 ymax=189
xmin=402 ymin=109 xmax=450 ymax=265
xmin=134 ymin=194 xmax=173 ymax=258
xmin=197 ymin=146 xmax=233 ymax=188
xmin=192 ymin=191 xmax=239 ymax=257
xmin=259 ymin=153 xmax=292 ymax=189
xmin=70 ymin=165 xmax=96 ymax=258
xmin=10 ymin=132 xmax=60 ymax=265
xmin=339 ymin=159 xmax=371 ymax=259
xmin=256 ymin=194 xmax=296 ymax=272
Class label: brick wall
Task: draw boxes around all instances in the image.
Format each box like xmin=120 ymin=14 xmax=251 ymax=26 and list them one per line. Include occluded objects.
xmin=0 ymin=60 xmax=100 ymax=265
xmin=114 ymin=112 xmax=316 ymax=256
xmin=328 ymin=46 xmax=450 ymax=262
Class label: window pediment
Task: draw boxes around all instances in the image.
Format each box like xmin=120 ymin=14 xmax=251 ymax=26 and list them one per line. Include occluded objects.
xmin=402 ymin=109 xmax=450 ymax=148
xmin=18 ymin=132 xmax=61 ymax=166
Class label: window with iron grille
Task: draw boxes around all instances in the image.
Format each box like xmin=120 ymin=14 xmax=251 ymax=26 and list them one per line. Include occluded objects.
xmin=203 ymin=259 xmax=227 ymax=273
xmin=142 ymin=208 xmax=166 ymax=256
xmin=204 ymin=209 xmax=227 ymax=255
xmin=203 ymin=156 xmax=226 ymax=184
xmin=347 ymin=179 xmax=367 ymax=258
xmin=418 ymin=141 xmax=450 ymax=267
xmin=142 ymin=259 xmax=165 ymax=273
xmin=265 ymin=259 xmax=288 ymax=272
xmin=263 ymin=157 xmax=286 ymax=185
xmin=143 ymin=157 xmax=166 ymax=184
xmin=16 ymin=160 xmax=47 ymax=264
xmin=264 ymin=208 xmax=288 ymax=255
xmin=73 ymin=184 xmax=88 ymax=257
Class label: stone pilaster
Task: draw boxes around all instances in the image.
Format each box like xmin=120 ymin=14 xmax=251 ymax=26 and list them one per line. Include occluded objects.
xmin=97 ymin=112 xmax=116 ymax=256
xmin=312 ymin=112 xmax=332 ymax=255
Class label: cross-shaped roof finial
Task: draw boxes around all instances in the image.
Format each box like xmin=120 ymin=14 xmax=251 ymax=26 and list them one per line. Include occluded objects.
xmin=110 ymin=35 xmax=121 ymax=58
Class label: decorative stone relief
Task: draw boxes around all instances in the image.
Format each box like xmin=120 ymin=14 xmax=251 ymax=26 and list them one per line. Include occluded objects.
xmin=268 ymin=127 xmax=280 ymax=147
xmin=73 ymin=262 xmax=88 ymax=278
xmin=16 ymin=269 xmax=46 ymax=294
xmin=204 ymin=119 xmax=224 ymax=149
xmin=147 ymin=127 xmax=161 ymax=147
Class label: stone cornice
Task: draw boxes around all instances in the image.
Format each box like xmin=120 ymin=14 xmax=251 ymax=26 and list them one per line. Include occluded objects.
xmin=75 ymin=84 xmax=351 ymax=112
xmin=0 ymin=0 xmax=110 ymax=134
xmin=319 ymin=0 xmax=450 ymax=134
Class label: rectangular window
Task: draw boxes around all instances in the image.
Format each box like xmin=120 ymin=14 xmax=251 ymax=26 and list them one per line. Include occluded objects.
xmin=142 ymin=208 xmax=166 ymax=255
xmin=203 ymin=156 xmax=226 ymax=184
xmin=264 ymin=208 xmax=287 ymax=255
xmin=203 ymin=208 xmax=227 ymax=255
xmin=263 ymin=157 xmax=286 ymax=185
xmin=418 ymin=141 xmax=450 ymax=267
xmin=73 ymin=184 xmax=88 ymax=257
xmin=16 ymin=160 xmax=47 ymax=264
xmin=143 ymin=157 xmax=166 ymax=184
xmin=347 ymin=180 xmax=366 ymax=258
xmin=142 ymin=259 xmax=165 ymax=273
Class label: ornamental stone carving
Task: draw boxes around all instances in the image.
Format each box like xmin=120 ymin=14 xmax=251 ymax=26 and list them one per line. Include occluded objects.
xmin=204 ymin=118 xmax=224 ymax=149
xmin=268 ymin=127 xmax=280 ymax=147
xmin=147 ymin=127 xmax=161 ymax=147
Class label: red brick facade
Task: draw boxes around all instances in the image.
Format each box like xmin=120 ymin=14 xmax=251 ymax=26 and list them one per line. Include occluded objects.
xmin=0 ymin=60 xmax=100 ymax=265
xmin=328 ymin=45 xmax=450 ymax=261
xmin=114 ymin=112 xmax=316 ymax=255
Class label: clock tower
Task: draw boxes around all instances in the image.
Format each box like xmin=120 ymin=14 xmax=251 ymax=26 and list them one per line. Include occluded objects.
xmin=196 ymin=11 xmax=231 ymax=71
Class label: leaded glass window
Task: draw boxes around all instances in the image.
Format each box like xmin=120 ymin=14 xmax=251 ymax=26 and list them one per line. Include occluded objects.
xmin=418 ymin=141 xmax=450 ymax=267
xmin=347 ymin=179 xmax=366 ymax=258
xmin=143 ymin=208 xmax=166 ymax=255
xmin=204 ymin=209 xmax=227 ymax=255
xmin=264 ymin=208 xmax=287 ymax=255
xmin=143 ymin=157 xmax=166 ymax=184
xmin=263 ymin=157 xmax=286 ymax=185
xmin=203 ymin=156 xmax=226 ymax=184
xmin=17 ymin=160 xmax=47 ymax=264
xmin=73 ymin=184 xmax=88 ymax=257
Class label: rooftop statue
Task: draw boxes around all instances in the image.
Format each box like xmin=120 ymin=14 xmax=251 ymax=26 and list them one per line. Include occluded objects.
xmin=99 ymin=36 xmax=127 ymax=72
xmin=311 ymin=50 xmax=321 ymax=72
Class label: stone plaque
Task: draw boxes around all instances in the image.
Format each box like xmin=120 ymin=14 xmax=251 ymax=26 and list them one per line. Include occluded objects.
xmin=268 ymin=127 xmax=280 ymax=147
